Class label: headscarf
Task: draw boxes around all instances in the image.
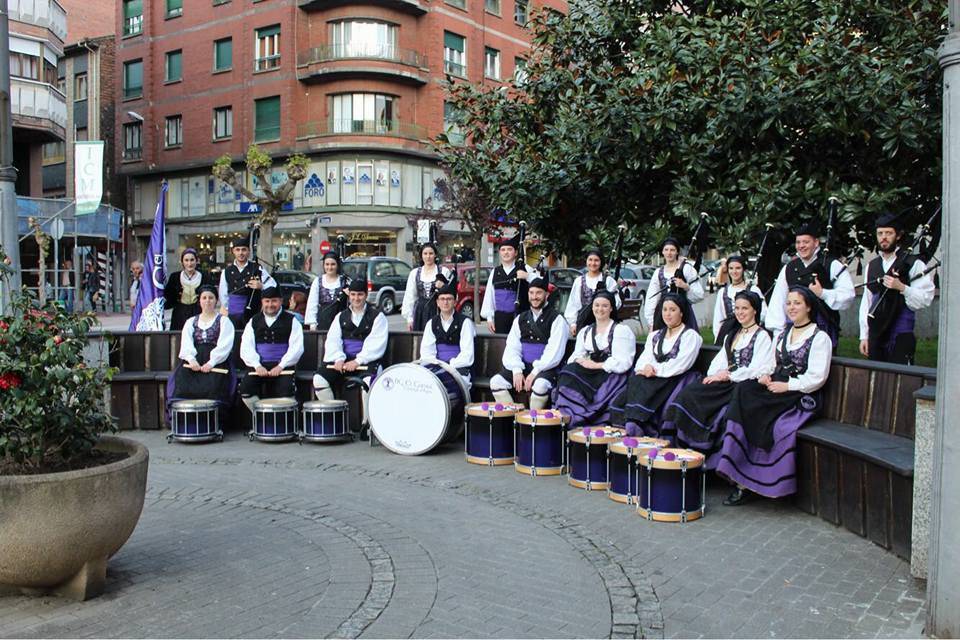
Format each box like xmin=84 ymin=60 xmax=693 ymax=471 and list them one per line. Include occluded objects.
xmin=180 ymin=248 xmax=198 ymax=263
xmin=197 ymin=284 xmax=218 ymax=300
xmin=787 ymin=285 xmax=820 ymax=325
xmin=653 ymin=292 xmax=695 ymax=332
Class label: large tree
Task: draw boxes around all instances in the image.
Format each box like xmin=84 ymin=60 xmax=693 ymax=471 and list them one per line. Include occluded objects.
xmin=438 ymin=0 xmax=946 ymax=270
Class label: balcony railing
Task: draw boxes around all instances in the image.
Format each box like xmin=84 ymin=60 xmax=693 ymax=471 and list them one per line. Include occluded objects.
xmin=298 ymin=0 xmax=425 ymax=15
xmin=8 ymin=0 xmax=68 ymax=42
xmin=297 ymin=119 xmax=426 ymax=140
xmin=10 ymin=77 xmax=67 ymax=137
xmin=122 ymin=147 xmax=142 ymax=161
xmin=443 ymin=59 xmax=466 ymax=77
xmin=298 ymin=44 xmax=427 ymax=69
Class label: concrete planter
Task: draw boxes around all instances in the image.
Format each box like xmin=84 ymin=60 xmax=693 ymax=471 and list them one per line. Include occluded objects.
xmin=0 ymin=435 xmax=149 ymax=600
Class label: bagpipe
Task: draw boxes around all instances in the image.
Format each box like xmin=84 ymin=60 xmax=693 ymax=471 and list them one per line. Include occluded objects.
xmin=647 ymin=212 xmax=712 ymax=304
xmin=514 ymin=220 xmax=528 ymax=310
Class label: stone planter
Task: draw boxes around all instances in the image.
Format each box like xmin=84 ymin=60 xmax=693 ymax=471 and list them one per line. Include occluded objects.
xmin=0 ymin=435 xmax=149 ymax=600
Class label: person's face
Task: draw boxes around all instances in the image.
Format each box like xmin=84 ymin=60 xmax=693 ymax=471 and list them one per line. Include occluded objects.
xmin=876 ymin=227 xmax=900 ymax=253
xmin=232 ymin=246 xmax=249 ymax=262
xmin=64 ymin=260 xmax=72 ymax=269
xmin=592 ymin=297 xmax=612 ymax=321
xmin=661 ymin=300 xmax=683 ymax=328
xmin=199 ymin=291 xmax=217 ymax=313
xmin=421 ymin=247 xmax=437 ymax=265
xmin=733 ymin=298 xmax=756 ymax=326
xmin=349 ymin=290 xmax=367 ymax=309
xmin=323 ymin=257 xmax=339 ymax=275
xmin=786 ymin=291 xmax=812 ymax=324
xmin=261 ymin=296 xmax=282 ymax=315
xmin=586 ymin=255 xmax=602 ymax=274
xmin=727 ymin=260 xmax=744 ymax=284
xmin=662 ymin=244 xmax=679 ymax=263
xmin=131 ymin=265 xmax=142 ymax=277
xmin=437 ymin=293 xmax=456 ymax=314
xmin=499 ymin=246 xmax=517 ymax=263
xmin=181 ymin=254 xmax=198 ymax=273
xmin=795 ymin=235 xmax=819 ymax=261
xmin=528 ymin=286 xmax=547 ymax=309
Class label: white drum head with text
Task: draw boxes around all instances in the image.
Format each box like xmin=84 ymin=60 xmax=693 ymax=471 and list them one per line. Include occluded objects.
xmin=368 ymin=363 xmax=449 ymax=455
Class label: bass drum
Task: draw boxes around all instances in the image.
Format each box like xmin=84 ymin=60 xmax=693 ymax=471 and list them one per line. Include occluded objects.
xmin=368 ymin=360 xmax=469 ymax=455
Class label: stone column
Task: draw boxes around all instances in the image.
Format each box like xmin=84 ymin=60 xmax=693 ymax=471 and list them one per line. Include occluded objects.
xmin=0 ymin=0 xmax=22 ymax=311
xmin=928 ymin=6 xmax=960 ymax=636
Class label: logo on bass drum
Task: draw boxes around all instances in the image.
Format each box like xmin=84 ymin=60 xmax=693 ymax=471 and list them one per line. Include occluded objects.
xmin=380 ymin=376 xmax=432 ymax=394
xmin=382 ymin=377 xmax=395 ymax=391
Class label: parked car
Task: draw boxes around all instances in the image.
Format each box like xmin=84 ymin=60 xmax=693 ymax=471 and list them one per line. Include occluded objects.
xmin=271 ymin=270 xmax=316 ymax=307
xmin=451 ymin=263 xmax=489 ymax=319
xmin=545 ymin=267 xmax=581 ymax=313
xmin=341 ymin=257 xmax=412 ymax=314
xmin=580 ymin=264 xmax=655 ymax=303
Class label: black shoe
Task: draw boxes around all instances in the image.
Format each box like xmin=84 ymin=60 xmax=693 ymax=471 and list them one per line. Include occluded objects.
xmin=359 ymin=426 xmax=370 ymax=441
xmin=723 ymin=487 xmax=752 ymax=506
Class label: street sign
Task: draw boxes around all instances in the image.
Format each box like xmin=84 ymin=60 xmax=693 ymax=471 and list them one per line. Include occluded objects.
xmin=319 ymin=240 xmax=332 ymax=254
xmin=50 ymin=219 xmax=65 ymax=240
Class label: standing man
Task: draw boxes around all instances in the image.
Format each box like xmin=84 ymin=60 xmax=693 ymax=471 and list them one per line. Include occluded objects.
xmin=481 ymin=233 xmax=540 ymax=334
xmin=58 ymin=258 xmax=75 ymax=313
xmin=238 ymin=287 xmax=304 ymax=414
xmin=420 ymin=278 xmax=476 ymax=390
xmin=128 ymin=261 xmax=143 ymax=310
xmin=82 ymin=259 xmax=100 ymax=312
xmin=219 ymin=237 xmax=276 ymax=331
xmin=858 ymin=213 xmax=936 ymax=364
xmin=765 ymin=221 xmax=855 ymax=348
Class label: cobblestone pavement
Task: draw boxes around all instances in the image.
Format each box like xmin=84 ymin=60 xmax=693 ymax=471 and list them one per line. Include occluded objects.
xmin=0 ymin=431 xmax=926 ymax=639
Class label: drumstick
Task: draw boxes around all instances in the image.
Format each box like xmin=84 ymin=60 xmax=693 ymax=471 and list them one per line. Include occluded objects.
xmin=210 ymin=367 xmax=230 ymax=375
xmin=326 ymin=364 xmax=369 ymax=371
xmin=248 ymin=370 xmax=296 ymax=376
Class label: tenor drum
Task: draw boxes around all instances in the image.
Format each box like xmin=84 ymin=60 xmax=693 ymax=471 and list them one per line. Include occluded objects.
xmin=301 ymin=400 xmax=350 ymax=443
xmin=464 ymin=402 xmax=523 ymax=465
xmin=250 ymin=398 xmax=299 ymax=442
xmin=368 ymin=361 xmax=469 ymax=455
xmin=607 ymin=437 xmax=670 ymax=504
xmin=567 ymin=427 xmax=625 ymax=490
xmin=168 ymin=399 xmax=222 ymax=444
xmin=514 ymin=410 xmax=569 ymax=476
xmin=637 ymin=448 xmax=706 ymax=523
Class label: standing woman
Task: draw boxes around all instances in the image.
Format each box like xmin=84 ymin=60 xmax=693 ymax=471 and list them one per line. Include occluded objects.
xmin=610 ymin=293 xmax=702 ymax=439
xmin=667 ymin=291 xmax=774 ymax=454
xmin=712 ymin=255 xmax=766 ymax=345
xmin=554 ymin=290 xmax=636 ymax=427
xmin=304 ymin=251 xmax=350 ymax=331
xmin=165 ymin=249 xmax=211 ymax=331
xmin=716 ymin=286 xmax=832 ymax=505
xmin=643 ymin=238 xmax=704 ymax=329
xmin=402 ymin=242 xmax=452 ymax=331
xmin=564 ymin=249 xmax=621 ymax=336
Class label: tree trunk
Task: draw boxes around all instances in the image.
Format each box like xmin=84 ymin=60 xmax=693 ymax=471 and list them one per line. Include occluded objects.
xmin=257 ymin=220 xmax=275 ymax=273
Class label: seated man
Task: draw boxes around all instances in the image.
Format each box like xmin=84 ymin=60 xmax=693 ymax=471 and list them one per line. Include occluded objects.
xmin=490 ymin=273 xmax=569 ymax=410
xmin=238 ymin=287 xmax=304 ymax=413
xmin=420 ymin=278 xmax=476 ymax=390
xmin=313 ymin=279 xmax=389 ymax=439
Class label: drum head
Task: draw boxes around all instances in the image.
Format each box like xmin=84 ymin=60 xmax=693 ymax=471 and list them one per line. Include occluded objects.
xmin=255 ymin=398 xmax=298 ymax=410
xmin=171 ymin=399 xmax=219 ymax=411
xmin=369 ymin=363 xmax=453 ymax=455
xmin=303 ymin=400 xmax=349 ymax=411
xmin=639 ymin=447 xmax=705 ymax=470
xmin=608 ymin=437 xmax=670 ymax=456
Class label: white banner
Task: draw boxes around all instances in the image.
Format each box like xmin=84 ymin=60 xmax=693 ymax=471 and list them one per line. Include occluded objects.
xmin=75 ymin=141 xmax=104 ymax=215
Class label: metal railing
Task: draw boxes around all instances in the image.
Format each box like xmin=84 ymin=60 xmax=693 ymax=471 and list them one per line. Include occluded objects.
xmin=297 ymin=119 xmax=426 ymax=140
xmin=443 ymin=59 xmax=466 ymax=77
xmin=8 ymin=0 xmax=67 ymax=41
xmin=298 ymin=44 xmax=427 ymax=68
xmin=10 ymin=77 xmax=67 ymax=131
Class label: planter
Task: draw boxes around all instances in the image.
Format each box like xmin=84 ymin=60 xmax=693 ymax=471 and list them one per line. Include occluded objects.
xmin=0 ymin=435 xmax=149 ymax=600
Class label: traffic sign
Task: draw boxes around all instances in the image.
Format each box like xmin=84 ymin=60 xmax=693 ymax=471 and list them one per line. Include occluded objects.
xmin=319 ymin=240 xmax=332 ymax=253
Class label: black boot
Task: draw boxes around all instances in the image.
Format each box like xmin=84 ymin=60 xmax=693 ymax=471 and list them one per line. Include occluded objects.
xmin=723 ymin=486 xmax=752 ymax=506
xmin=359 ymin=425 xmax=370 ymax=441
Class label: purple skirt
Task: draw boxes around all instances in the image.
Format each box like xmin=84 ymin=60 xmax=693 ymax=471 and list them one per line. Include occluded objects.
xmin=610 ymin=370 xmax=701 ymax=442
xmin=666 ymin=380 xmax=737 ymax=456
xmin=553 ymin=363 xmax=629 ymax=428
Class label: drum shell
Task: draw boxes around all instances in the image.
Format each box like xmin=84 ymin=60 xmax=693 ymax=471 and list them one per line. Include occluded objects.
xmin=170 ymin=400 xmax=220 ymax=440
xmin=607 ymin=448 xmax=638 ymax=503
xmin=302 ymin=400 xmax=350 ymax=440
xmin=253 ymin=399 xmax=299 ymax=440
xmin=465 ymin=408 xmax=516 ymax=464
xmin=514 ymin=419 xmax=565 ymax=475
xmin=636 ymin=449 xmax=706 ymax=522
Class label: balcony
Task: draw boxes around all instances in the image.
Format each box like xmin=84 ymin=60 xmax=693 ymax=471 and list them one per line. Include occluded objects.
xmin=297 ymin=119 xmax=427 ymax=142
xmin=10 ymin=78 xmax=67 ymax=141
xmin=298 ymin=0 xmax=426 ymax=15
xmin=8 ymin=0 xmax=68 ymax=43
xmin=297 ymin=45 xmax=428 ymax=85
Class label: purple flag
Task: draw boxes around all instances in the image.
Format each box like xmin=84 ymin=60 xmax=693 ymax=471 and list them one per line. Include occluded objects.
xmin=129 ymin=182 xmax=168 ymax=331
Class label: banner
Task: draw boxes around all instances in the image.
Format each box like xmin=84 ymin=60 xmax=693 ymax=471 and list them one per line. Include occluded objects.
xmin=129 ymin=182 xmax=168 ymax=331
xmin=75 ymin=141 xmax=104 ymax=215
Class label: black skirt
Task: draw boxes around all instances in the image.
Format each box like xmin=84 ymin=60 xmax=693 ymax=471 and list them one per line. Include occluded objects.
xmin=609 ymin=374 xmax=684 ymax=426
xmin=667 ymin=380 xmax=736 ymax=447
xmin=316 ymin=299 xmax=346 ymax=331
xmin=171 ymin=344 xmax=233 ymax=403
xmin=170 ymin=302 xmax=199 ymax=331
xmin=726 ymin=380 xmax=810 ymax=450
xmin=413 ymin=296 xmax=439 ymax=331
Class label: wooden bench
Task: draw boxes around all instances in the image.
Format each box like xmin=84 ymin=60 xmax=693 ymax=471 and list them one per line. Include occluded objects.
xmin=617 ymin=298 xmax=643 ymax=321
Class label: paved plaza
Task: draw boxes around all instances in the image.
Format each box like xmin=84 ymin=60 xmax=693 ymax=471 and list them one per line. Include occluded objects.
xmin=0 ymin=431 xmax=926 ymax=639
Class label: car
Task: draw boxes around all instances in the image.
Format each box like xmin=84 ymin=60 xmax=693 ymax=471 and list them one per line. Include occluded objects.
xmin=341 ymin=257 xmax=413 ymax=314
xmin=580 ymin=264 xmax=655 ymax=303
xmin=450 ymin=263 xmax=489 ymax=319
xmin=545 ymin=267 xmax=581 ymax=313
xmin=271 ymin=270 xmax=316 ymax=306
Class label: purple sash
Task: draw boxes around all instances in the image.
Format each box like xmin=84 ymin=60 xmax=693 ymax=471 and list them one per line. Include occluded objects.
xmin=521 ymin=341 xmax=546 ymax=364
xmin=344 ymin=338 xmax=364 ymax=360
xmin=437 ymin=343 xmax=461 ymax=363
xmin=495 ymin=288 xmax=515 ymax=312
xmin=228 ymin=294 xmax=247 ymax=316
xmin=886 ymin=307 xmax=916 ymax=351
xmin=256 ymin=342 xmax=287 ymax=364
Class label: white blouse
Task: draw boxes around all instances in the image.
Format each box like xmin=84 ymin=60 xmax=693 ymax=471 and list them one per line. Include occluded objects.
xmin=420 ymin=313 xmax=477 ymax=370
xmin=706 ymin=327 xmax=775 ymax=382
xmin=711 ymin=283 xmax=768 ymax=339
xmin=772 ymin=326 xmax=833 ymax=394
xmin=178 ymin=315 xmax=235 ymax=367
xmin=634 ymin=326 xmax=703 ymax=377
xmin=304 ymin=273 xmax=346 ymax=327
xmin=567 ymin=322 xmax=636 ymax=374
xmin=564 ymin=274 xmax=622 ymax=326
xmin=643 ymin=261 xmax=705 ymax=327
xmin=401 ymin=265 xmax=454 ymax=322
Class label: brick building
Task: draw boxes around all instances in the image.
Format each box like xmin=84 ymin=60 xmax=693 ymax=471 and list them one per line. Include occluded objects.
xmin=115 ymin=0 xmax=564 ymax=270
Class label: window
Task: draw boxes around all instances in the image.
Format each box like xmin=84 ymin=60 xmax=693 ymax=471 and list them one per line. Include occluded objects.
xmin=9 ymin=53 xmax=39 ymax=80
xmin=42 ymin=59 xmax=57 ymax=86
xmin=330 ymin=21 xmax=397 ymax=60
xmin=123 ymin=59 xmax=143 ymax=99
xmin=74 ymin=73 xmax=88 ymax=100
xmin=514 ymin=56 xmax=528 ymax=85
xmin=484 ymin=47 xmax=500 ymax=80
xmin=445 ymin=0 xmax=466 ymax=9
xmin=76 ymin=127 xmax=89 ymax=141
xmin=213 ymin=106 xmax=233 ymax=140
xmin=329 ymin=93 xmax=395 ymax=134
xmin=443 ymin=32 xmax=465 ymax=77
xmin=514 ymin=0 xmax=528 ymax=25
xmin=123 ymin=0 xmax=143 ymax=36
xmin=165 ymin=115 xmax=182 ymax=147
xmin=254 ymin=96 xmax=280 ymax=141
xmin=42 ymin=142 xmax=65 ymax=165
xmin=165 ymin=50 xmax=182 ymax=82
xmin=255 ymin=25 xmax=281 ymax=71
xmin=443 ymin=101 xmax=464 ymax=145
xmin=123 ymin=122 xmax=142 ymax=160
xmin=485 ymin=0 xmax=500 ymax=13
xmin=166 ymin=0 xmax=182 ymax=17
xmin=214 ymin=38 xmax=232 ymax=71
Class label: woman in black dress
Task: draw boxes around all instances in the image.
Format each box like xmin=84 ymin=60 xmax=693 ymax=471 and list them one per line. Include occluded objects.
xmin=304 ymin=251 xmax=350 ymax=331
xmin=165 ymin=248 xmax=212 ymax=330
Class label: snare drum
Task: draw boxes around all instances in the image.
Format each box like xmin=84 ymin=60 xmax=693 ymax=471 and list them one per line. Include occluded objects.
xmin=301 ymin=400 xmax=350 ymax=443
xmin=368 ymin=361 xmax=469 ymax=455
xmin=567 ymin=427 xmax=625 ymax=490
xmin=168 ymin=399 xmax=222 ymax=443
xmin=607 ymin=437 xmax=670 ymax=504
xmin=250 ymin=398 xmax=299 ymax=442
xmin=514 ymin=410 xmax=568 ymax=476
xmin=637 ymin=448 xmax=706 ymax=523
xmin=464 ymin=402 xmax=523 ymax=465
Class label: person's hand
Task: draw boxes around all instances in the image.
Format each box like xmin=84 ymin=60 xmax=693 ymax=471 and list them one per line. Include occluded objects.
xmin=255 ymin=366 xmax=269 ymax=377
xmin=248 ymin=277 xmax=262 ymax=290
xmin=642 ymin=364 xmax=656 ymax=377
xmin=487 ymin=320 xmax=496 ymax=332
xmin=809 ymin=275 xmax=824 ymax=298
xmin=575 ymin=357 xmax=590 ymax=368
xmin=767 ymin=381 xmax=790 ymax=393
xmin=408 ymin=322 xmax=414 ymax=331
xmin=344 ymin=360 xmax=359 ymax=373
xmin=517 ymin=270 xmax=528 ymax=279
xmin=859 ymin=340 xmax=869 ymax=357
xmin=200 ymin=363 xmax=213 ymax=373
xmin=712 ymin=370 xmax=731 ymax=383
xmin=569 ymin=324 xmax=578 ymax=337
xmin=512 ymin=372 xmax=525 ymax=392
xmin=187 ymin=361 xmax=201 ymax=372
xmin=524 ymin=373 xmax=537 ymax=392
xmin=672 ymin=278 xmax=690 ymax=291
xmin=758 ymin=374 xmax=772 ymax=386
xmin=882 ymin=275 xmax=906 ymax=292
xmin=333 ymin=360 xmax=345 ymax=373
xmin=309 ymin=324 xmax=317 ymax=331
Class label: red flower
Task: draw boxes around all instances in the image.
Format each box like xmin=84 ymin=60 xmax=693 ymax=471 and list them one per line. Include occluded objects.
xmin=0 ymin=372 xmax=21 ymax=390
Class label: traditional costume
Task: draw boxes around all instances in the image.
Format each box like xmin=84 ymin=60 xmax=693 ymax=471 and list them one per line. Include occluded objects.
xmin=564 ymin=249 xmax=622 ymax=330
xmin=164 ymin=249 xmax=212 ymax=331
xmin=643 ymin=238 xmax=704 ymax=329
xmin=238 ymin=287 xmax=304 ymax=413
xmin=481 ymin=233 xmax=540 ymax=334
xmin=711 ymin=255 xmax=766 ymax=345
xmin=218 ymin=237 xmax=277 ymax=330
xmin=401 ymin=242 xmax=454 ymax=331
xmin=304 ymin=251 xmax=350 ymax=331
xmin=420 ymin=279 xmax=476 ymax=388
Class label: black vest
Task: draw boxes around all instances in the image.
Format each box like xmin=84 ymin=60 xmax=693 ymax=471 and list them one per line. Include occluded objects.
xmin=339 ymin=304 xmax=380 ymax=341
xmin=251 ymin=311 xmax=295 ymax=344
xmin=587 ymin=323 xmax=616 ymax=363
xmin=225 ymin=262 xmax=262 ymax=294
xmin=519 ymin=307 xmax=559 ymax=344
xmin=784 ymin=255 xmax=840 ymax=329
xmin=431 ymin=312 xmax=466 ymax=345
xmin=865 ymin=252 xmax=916 ymax=338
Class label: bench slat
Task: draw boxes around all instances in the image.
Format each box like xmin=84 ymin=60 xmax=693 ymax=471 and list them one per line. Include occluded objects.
xmin=800 ymin=421 xmax=914 ymax=476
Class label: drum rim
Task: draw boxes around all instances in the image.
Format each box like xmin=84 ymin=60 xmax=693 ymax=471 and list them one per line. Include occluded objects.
xmin=465 ymin=401 xmax=524 ymax=418
xmin=568 ymin=427 xmax=625 ymax=445
xmin=302 ymin=399 xmax=349 ymax=410
xmin=514 ymin=410 xmax=567 ymax=426
xmin=608 ymin=438 xmax=671 ymax=455
xmin=637 ymin=447 xmax=705 ymax=470
xmin=254 ymin=398 xmax=299 ymax=409
xmin=171 ymin=399 xmax=220 ymax=410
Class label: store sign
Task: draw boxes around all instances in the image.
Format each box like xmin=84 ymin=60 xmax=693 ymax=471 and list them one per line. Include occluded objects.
xmin=75 ymin=141 xmax=104 ymax=215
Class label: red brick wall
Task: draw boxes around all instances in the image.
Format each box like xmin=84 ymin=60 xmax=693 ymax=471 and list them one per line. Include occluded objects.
xmin=60 ymin=0 xmax=115 ymax=41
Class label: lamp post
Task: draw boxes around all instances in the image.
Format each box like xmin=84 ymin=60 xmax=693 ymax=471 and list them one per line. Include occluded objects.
xmin=0 ymin=0 xmax=22 ymax=312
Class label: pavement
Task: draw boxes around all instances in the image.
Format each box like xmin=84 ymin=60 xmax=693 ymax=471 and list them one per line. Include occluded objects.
xmin=0 ymin=430 xmax=927 ymax=639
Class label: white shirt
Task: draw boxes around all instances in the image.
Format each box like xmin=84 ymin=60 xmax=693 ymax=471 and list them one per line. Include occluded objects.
xmin=634 ymin=326 xmax=703 ymax=376
xmin=567 ymin=322 xmax=636 ymax=374
xmin=706 ymin=327 xmax=775 ymax=382
xmin=304 ymin=273 xmax=346 ymax=327
xmin=711 ymin=283 xmax=768 ymax=339
xmin=239 ymin=312 xmax=304 ymax=370
xmin=401 ymin=264 xmax=454 ymax=323
xmin=480 ymin=262 xmax=541 ymax=321
xmin=858 ymin=254 xmax=935 ymax=340
xmin=217 ymin=261 xmax=277 ymax=308
xmin=502 ymin=309 xmax=569 ymax=375
xmin=564 ymin=274 xmax=622 ymax=326
xmin=772 ymin=326 xmax=832 ymax=393
xmin=179 ymin=314 xmax=235 ymax=367
xmin=420 ymin=313 xmax=477 ymax=370
xmin=765 ymin=250 xmax=855 ymax=333
xmin=323 ymin=304 xmax=389 ymax=365
xmin=643 ymin=262 xmax=705 ymax=327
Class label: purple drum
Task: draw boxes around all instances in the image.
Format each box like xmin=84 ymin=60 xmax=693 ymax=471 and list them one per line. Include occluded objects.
xmin=514 ymin=410 xmax=568 ymax=476
xmin=606 ymin=437 xmax=669 ymax=504
xmin=465 ymin=402 xmax=522 ymax=465
xmin=250 ymin=398 xmax=299 ymax=443
xmin=637 ymin=448 xmax=706 ymax=523
xmin=567 ymin=427 xmax=625 ymax=490
xmin=168 ymin=399 xmax=223 ymax=444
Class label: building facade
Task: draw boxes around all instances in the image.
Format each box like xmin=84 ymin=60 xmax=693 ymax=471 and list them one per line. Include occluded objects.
xmin=115 ymin=0 xmax=563 ymax=270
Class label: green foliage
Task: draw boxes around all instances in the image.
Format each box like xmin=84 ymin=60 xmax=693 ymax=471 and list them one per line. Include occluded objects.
xmin=438 ymin=0 xmax=946 ymax=260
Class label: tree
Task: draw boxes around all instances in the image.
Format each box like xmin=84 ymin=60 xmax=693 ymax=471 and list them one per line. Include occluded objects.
xmin=439 ymin=0 xmax=946 ymax=270
xmin=213 ymin=145 xmax=309 ymax=267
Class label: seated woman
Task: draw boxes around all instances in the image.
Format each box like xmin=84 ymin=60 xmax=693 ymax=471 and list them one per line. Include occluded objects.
xmin=610 ymin=293 xmax=702 ymax=439
xmin=166 ymin=285 xmax=237 ymax=411
xmin=667 ymin=291 xmax=774 ymax=455
xmin=554 ymin=290 xmax=636 ymax=427
xmin=716 ymin=286 xmax=832 ymax=505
